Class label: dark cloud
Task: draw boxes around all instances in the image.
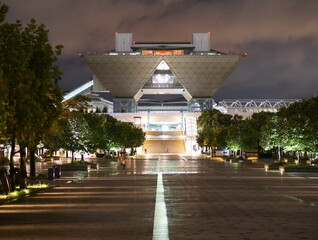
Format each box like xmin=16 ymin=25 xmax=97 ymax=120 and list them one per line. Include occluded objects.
xmin=3 ymin=0 xmax=318 ymax=99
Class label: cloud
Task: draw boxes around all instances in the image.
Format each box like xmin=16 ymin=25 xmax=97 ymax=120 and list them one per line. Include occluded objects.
xmin=3 ymin=0 xmax=318 ymax=98
xmin=5 ymin=0 xmax=318 ymax=54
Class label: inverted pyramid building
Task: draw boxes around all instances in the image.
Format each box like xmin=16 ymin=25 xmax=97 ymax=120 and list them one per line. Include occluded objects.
xmin=82 ymin=33 xmax=246 ymax=112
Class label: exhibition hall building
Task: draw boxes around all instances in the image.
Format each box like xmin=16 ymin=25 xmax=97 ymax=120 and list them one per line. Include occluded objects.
xmin=69 ymin=33 xmax=294 ymax=154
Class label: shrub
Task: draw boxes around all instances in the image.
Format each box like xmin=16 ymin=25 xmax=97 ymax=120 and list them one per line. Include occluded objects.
xmin=95 ymin=153 xmax=105 ymax=158
xmin=284 ymin=164 xmax=317 ymax=169
xmin=270 ymin=161 xmax=286 ymax=166
xmin=62 ymin=161 xmax=90 ymax=166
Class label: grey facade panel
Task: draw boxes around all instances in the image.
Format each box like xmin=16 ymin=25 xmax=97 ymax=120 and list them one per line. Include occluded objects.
xmin=163 ymin=55 xmax=244 ymax=98
xmin=193 ymin=33 xmax=210 ymax=52
xmin=115 ymin=33 xmax=133 ymax=52
xmin=84 ymin=55 xmax=162 ymax=97
xmin=92 ymin=75 xmax=107 ymax=92
xmin=83 ymin=54 xmax=244 ymax=98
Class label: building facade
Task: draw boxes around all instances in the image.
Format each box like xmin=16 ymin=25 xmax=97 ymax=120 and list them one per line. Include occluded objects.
xmin=81 ymin=33 xmax=247 ymax=154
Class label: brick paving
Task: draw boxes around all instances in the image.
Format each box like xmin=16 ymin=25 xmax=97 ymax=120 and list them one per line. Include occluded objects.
xmin=1 ymin=155 xmax=318 ymax=239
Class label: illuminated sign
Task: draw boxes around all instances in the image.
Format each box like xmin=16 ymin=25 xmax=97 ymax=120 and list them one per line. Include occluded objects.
xmin=172 ymin=50 xmax=184 ymax=55
xmin=142 ymin=50 xmax=184 ymax=55
xmin=142 ymin=50 xmax=153 ymax=55
xmin=154 ymin=50 xmax=172 ymax=55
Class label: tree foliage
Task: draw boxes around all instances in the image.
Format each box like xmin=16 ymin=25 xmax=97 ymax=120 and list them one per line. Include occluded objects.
xmin=44 ymin=97 xmax=146 ymax=160
xmin=197 ymin=97 xmax=318 ymax=158
xmin=0 ymin=2 xmax=63 ymax=177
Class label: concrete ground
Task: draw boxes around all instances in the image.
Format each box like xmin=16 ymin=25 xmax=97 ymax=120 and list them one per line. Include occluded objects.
xmin=1 ymin=155 xmax=318 ymax=239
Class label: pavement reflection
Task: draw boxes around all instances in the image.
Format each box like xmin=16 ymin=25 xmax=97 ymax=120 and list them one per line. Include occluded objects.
xmin=1 ymin=155 xmax=318 ymax=239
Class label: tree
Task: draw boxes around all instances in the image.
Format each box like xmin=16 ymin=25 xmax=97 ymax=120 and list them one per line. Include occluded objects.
xmin=115 ymin=121 xmax=145 ymax=151
xmin=197 ymin=109 xmax=231 ymax=157
xmin=96 ymin=114 xmax=120 ymax=153
xmin=44 ymin=96 xmax=91 ymax=162
xmin=0 ymin=9 xmax=28 ymax=175
xmin=276 ymin=97 xmax=318 ymax=159
xmin=0 ymin=3 xmax=63 ymax=177
xmin=303 ymin=97 xmax=318 ymax=154
xmin=225 ymin=115 xmax=244 ymax=156
xmin=248 ymin=112 xmax=274 ymax=152
xmin=20 ymin=19 xmax=63 ymax=177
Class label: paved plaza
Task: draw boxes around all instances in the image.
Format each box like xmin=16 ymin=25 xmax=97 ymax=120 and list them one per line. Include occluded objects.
xmin=1 ymin=155 xmax=318 ymax=239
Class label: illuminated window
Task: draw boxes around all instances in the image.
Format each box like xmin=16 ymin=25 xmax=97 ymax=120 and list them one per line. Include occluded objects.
xmin=156 ymin=60 xmax=170 ymax=70
xmin=172 ymin=50 xmax=184 ymax=55
xmin=142 ymin=50 xmax=153 ymax=55
xmin=152 ymin=74 xmax=174 ymax=84
xmin=154 ymin=50 xmax=172 ymax=55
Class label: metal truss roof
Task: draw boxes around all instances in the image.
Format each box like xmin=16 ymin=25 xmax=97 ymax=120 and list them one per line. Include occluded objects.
xmin=218 ymin=99 xmax=299 ymax=109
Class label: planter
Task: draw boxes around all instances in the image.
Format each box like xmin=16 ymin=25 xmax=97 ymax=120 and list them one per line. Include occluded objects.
xmin=284 ymin=167 xmax=318 ymax=172
xmin=268 ymin=166 xmax=279 ymax=170
xmin=264 ymin=164 xmax=279 ymax=171
xmin=60 ymin=164 xmax=91 ymax=171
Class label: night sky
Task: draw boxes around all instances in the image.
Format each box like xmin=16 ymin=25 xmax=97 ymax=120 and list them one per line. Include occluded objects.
xmin=3 ymin=0 xmax=318 ymax=101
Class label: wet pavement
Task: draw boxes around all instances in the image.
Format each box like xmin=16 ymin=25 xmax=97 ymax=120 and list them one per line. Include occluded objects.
xmin=1 ymin=155 xmax=318 ymax=239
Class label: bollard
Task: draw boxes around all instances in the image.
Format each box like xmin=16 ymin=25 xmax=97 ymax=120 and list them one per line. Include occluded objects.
xmin=48 ymin=168 xmax=54 ymax=180
xmin=53 ymin=166 xmax=61 ymax=178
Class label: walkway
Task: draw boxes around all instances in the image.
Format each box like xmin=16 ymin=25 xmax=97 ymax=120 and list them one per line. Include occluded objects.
xmin=1 ymin=155 xmax=318 ymax=239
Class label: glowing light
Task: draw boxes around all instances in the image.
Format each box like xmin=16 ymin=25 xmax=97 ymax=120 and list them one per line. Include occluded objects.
xmin=77 ymin=53 xmax=83 ymax=57
xmin=27 ymin=184 xmax=49 ymax=189
xmin=244 ymin=52 xmax=248 ymax=56
xmin=156 ymin=60 xmax=170 ymax=70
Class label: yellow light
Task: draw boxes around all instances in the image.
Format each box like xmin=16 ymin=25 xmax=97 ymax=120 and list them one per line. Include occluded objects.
xmin=27 ymin=184 xmax=49 ymax=189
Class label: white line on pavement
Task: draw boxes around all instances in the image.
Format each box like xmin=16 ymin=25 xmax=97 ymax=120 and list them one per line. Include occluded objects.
xmin=153 ymin=172 xmax=169 ymax=240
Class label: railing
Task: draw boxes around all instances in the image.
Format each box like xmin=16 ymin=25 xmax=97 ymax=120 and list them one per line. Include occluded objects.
xmin=218 ymin=99 xmax=299 ymax=109
xmin=142 ymin=83 xmax=183 ymax=89
xmin=138 ymin=106 xmax=188 ymax=112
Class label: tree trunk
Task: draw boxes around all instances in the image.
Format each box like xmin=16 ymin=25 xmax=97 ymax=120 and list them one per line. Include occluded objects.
xmin=9 ymin=137 xmax=16 ymax=191
xmin=211 ymin=146 xmax=214 ymax=158
xmin=297 ymin=150 xmax=300 ymax=162
xmin=9 ymin=137 xmax=15 ymax=172
xmin=30 ymin=148 xmax=36 ymax=177
xmin=71 ymin=151 xmax=74 ymax=163
xmin=19 ymin=146 xmax=27 ymax=179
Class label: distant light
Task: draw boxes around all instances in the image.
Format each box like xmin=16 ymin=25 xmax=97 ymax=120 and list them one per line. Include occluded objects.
xmin=77 ymin=53 xmax=83 ymax=57
xmin=244 ymin=52 xmax=248 ymax=56
xmin=133 ymin=41 xmax=136 ymax=44
xmin=208 ymin=32 xmax=211 ymax=34
xmin=115 ymin=32 xmax=118 ymax=34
